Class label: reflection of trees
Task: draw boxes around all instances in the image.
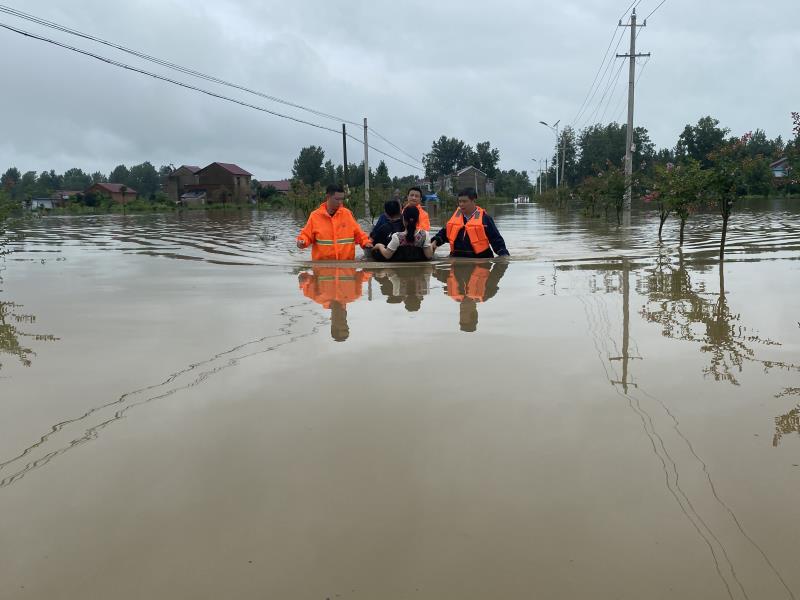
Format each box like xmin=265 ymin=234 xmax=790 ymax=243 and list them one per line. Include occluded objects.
xmin=773 ymin=388 xmax=800 ymax=447
xmin=0 ymin=299 xmax=58 ymax=369
xmin=639 ymin=254 xmax=796 ymax=386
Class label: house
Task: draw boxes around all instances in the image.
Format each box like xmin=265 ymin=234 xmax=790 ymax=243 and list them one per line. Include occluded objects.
xmin=195 ymin=162 xmax=252 ymax=204
xmin=436 ymin=166 xmax=495 ymax=196
xmin=258 ymin=179 xmax=291 ymax=194
xmin=84 ymin=183 xmax=138 ymax=204
xmin=30 ymin=198 xmax=56 ymax=210
xmin=179 ymin=190 xmax=207 ymax=206
xmin=51 ymin=190 xmax=81 ymax=204
xmin=164 ymin=165 xmax=201 ymax=203
xmin=770 ymin=157 xmax=791 ymax=178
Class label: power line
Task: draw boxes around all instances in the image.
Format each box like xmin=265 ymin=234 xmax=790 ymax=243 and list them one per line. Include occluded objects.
xmin=0 ymin=3 xmax=424 ymax=169
xmin=571 ymin=0 xmax=638 ymax=127
xmin=584 ymin=59 xmax=626 ymax=129
xmin=368 ymin=127 xmax=423 ymax=165
xmin=0 ymin=20 xmax=423 ymax=172
xmin=643 ymin=0 xmax=668 ymax=21
xmin=614 ymin=55 xmax=650 ymax=122
xmin=575 ymin=24 xmax=629 ymax=129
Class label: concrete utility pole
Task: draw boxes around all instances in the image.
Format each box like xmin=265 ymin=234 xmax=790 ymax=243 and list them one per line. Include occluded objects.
xmin=363 ymin=117 xmax=370 ymax=217
xmin=342 ymin=124 xmax=348 ymax=185
xmin=617 ymin=8 xmax=650 ymax=213
xmin=539 ymin=120 xmax=560 ymax=188
xmin=544 ymin=158 xmax=549 ymax=192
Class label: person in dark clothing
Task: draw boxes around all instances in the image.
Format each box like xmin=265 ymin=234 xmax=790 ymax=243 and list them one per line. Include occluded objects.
xmin=431 ymin=187 xmax=509 ymax=258
xmin=369 ymin=200 xmax=404 ymax=260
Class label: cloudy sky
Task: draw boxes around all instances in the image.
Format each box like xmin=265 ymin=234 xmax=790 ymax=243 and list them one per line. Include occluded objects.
xmin=0 ymin=0 xmax=797 ymax=180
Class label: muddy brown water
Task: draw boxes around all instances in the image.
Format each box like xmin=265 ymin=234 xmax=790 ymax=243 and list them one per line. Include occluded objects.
xmin=1 ymin=200 xmax=799 ymax=599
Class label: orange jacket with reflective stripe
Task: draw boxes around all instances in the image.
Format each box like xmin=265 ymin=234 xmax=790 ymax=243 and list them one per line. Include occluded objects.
xmin=297 ymin=203 xmax=371 ymax=260
xmin=445 ymin=206 xmax=489 ymax=255
xmin=403 ymin=203 xmax=430 ymax=231
xmin=446 ymin=264 xmax=490 ymax=302
xmin=298 ymin=268 xmax=372 ymax=308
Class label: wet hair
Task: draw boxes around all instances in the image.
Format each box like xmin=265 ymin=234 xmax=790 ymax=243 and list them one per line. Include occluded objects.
xmin=407 ymin=186 xmax=423 ymax=199
xmin=402 ymin=205 xmax=419 ymax=244
xmin=384 ymin=199 xmax=401 ymax=217
xmin=326 ymin=184 xmax=344 ymax=195
xmin=457 ymin=187 xmax=478 ymax=200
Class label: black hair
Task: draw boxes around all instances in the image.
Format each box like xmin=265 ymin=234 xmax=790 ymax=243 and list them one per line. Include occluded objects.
xmin=402 ymin=205 xmax=419 ymax=245
xmin=457 ymin=187 xmax=478 ymax=200
xmin=384 ymin=199 xmax=401 ymax=217
xmin=326 ymin=184 xmax=344 ymax=195
xmin=407 ymin=186 xmax=423 ymax=199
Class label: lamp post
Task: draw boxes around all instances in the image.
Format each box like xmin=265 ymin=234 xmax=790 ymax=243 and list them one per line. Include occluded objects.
xmin=531 ymin=158 xmax=538 ymax=195
xmin=539 ymin=120 xmax=560 ymax=189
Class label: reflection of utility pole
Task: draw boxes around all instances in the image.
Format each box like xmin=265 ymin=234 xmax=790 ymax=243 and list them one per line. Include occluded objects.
xmin=610 ymin=259 xmax=641 ymax=392
xmin=617 ymin=9 xmax=650 ymax=215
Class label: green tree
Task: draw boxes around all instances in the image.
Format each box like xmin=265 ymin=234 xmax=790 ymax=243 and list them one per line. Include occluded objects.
xmin=374 ymin=160 xmax=391 ymax=189
xmin=575 ymin=124 xmax=653 ymax=182
xmin=292 ymin=146 xmax=325 ymax=185
xmin=557 ymin=126 xmax=580 ymax=186
xmin=1 ymin=168 xmax=21 ymax=198
xmin=128 ymin=161 xmax=159 ymax=197
xmin=472 ymin=141 xmax=500 ymax=178
xmin=423 ymin=136 xmax=474 ymax=180
xmin=494 ymin=169 xmax=532 ymax=198
xmin=323 ymin=160 xmax=337 ymax=186
xmin=61 ymin=168 xmax=92 ymax=190
xmin=675 ymin=116 xmax=729 ymax=167
xmin=708 ymin=134 xmax=751 ymax=259
xmin=91 ymin=171 xmax=107 ymax=184
xmin=109 ymin=164 xmax=131 ymax=186
xmin=651 ymin=160 xmax=709 ymax=244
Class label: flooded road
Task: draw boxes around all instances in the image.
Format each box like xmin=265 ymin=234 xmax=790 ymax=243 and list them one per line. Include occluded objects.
xmin=1 ymin=201 xmax=799 ymax=599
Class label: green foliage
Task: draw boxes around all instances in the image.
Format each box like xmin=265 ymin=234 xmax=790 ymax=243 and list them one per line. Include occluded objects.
xmin=61 ymin=167 xmax=92 ymax=190
xmin=473 ymin=141 xmax=500 ymax=178
xmin=494 ymin=169 xmax=532 ymax=198
xmin=649 ymin=160 xmax=709 ymax=244
xmin=374 ymin=160 xmax=391 ymax=189
xmin=570 ymin=123 xmax=654 ymax=185
xmin=676 ymin=116 xmax=729 ymax=167
xmin=423 ymin=136 xmax=475 ymax=179
xmin=292 ymin=146 xmax=326 ymax=185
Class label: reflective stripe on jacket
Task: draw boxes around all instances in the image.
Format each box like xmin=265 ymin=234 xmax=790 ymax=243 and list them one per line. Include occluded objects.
xmin=297 ymin=203 xmax=370 ymax=260
xmin=445 ymin=206 xmax=489 ymax=256
xmin=298 ymin=268 xmax=372 ymax=308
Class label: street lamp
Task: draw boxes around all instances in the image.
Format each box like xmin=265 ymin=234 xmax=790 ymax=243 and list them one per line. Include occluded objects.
xmin=539 ymin=120 xmax=560 ymax=189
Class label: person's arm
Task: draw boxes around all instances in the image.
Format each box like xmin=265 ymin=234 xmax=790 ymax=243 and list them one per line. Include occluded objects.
xmin=483 ymin=214 xmax=509 ymax=256
xmin=296 ymin=215 xmax=314 ymax=248
xmin=422 ymin=231 xmax=434 ymax=259
xmin=376 ymin=233 xmax=401 ymax=259
xmin=355 ymin=222 xmax=373 ymax=248
xmin=431 ymin=226 xmax=447 ymax=248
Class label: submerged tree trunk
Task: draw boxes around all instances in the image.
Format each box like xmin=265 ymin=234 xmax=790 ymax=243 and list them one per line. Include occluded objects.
xmin=679 ymin=218 xmax=686 ymax=246
xmin=720 ymin=213 xmax=729 ymax=260
xmin=658 ymin=211 xmax=668 ymax=240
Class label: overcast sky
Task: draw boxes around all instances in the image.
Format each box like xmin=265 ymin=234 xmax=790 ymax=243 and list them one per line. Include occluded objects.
xmin=0 ymin=0 xmax=797 ymax=180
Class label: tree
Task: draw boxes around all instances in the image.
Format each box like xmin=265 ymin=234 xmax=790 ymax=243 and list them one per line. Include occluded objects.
xmin=1 ymin=168 xmax=21 ymax=198
xmin=423 ymin=136 xmax=474 ymax=179
xmin=650 ymin=160 xmax=709 ymax=244
xmin=128 ymin=162 xmax=159 ymax=197
xmin=472 ymin=141 xmax=500 ymax=178
xmin=374 ymin=160 xmax=391 ymax=189
xmin=323 ymin=160 xmax=337 ymax=186
xmin=91 ymin=171 xmax=107 ymax=184
xmin=675 ymin=116 xmax=729 ymax=167
xmin=575 ymin=124 xmax=653 ymax=182
xmin=494 ymin=169 xmax=532 ymax=198
xmin=292 ymin=146 xmax=325 ymax=185
xmin=556 ymin=127 xmax=579 ymax=186
xmin=708 ymin=134 xmax=751 ymax=259
xmin=61 ymin=168 xmax=92 ymax=190
xmin=109 ymin=164 xmax=130 ymax=185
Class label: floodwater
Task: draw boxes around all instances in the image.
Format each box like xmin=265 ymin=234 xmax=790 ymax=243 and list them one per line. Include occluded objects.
xmin=1 ymin=200 xmax=799 ymax=599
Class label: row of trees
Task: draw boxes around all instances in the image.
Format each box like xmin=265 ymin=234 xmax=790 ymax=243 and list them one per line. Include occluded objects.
xmin=0 ymin=162 xmax=168 ymax=202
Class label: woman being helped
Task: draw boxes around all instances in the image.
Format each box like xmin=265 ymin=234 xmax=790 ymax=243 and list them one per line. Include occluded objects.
xmin=372 ymin=206 xmax=433 ymax=262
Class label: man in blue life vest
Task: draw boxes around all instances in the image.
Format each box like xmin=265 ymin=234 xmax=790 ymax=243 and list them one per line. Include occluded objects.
xmin=430 ymin=187 xmax=510 ymax=258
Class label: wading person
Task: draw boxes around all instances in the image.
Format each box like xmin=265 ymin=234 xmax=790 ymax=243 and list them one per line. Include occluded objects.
xmin=431 ymin=188 xmax=509 ymax=258
xmin=374 ymin=186 xmax=431 ymax=231
xmin=371 ymin=206 xmax=433 ymax=262
xmin=296 ymin=184 xmax=372 ymax=260
xmin=369 ymin=200 xmax=404 ymax=259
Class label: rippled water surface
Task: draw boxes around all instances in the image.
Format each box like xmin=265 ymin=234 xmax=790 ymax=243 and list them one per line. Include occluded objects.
xmin=1 ymin=200 xmax=799 ymax=599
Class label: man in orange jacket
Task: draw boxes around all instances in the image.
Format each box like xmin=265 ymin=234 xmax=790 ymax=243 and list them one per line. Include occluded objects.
xmin=296 ymin=184 xmax=373 ymax=260
xmin=403 ymin=186 xmax=430 ymax=231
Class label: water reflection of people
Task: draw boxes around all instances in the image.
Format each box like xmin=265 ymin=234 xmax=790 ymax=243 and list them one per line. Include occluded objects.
xmin=371 ymin=265 xmax=433 ymax=312
xmin=435 ymin=261 xmax=508 ymax=332
xmin=298 ymin=267 xmax=371 ymax=341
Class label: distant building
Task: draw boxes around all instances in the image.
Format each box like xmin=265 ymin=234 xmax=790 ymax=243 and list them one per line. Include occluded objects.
xmin=770 ymin=157 xmax=790 ymax=178
xmin=194 ymin=162 xmax=252 ymax=204
xmin=258 ymin=179 xmax=291 ymax=194
xmin=179 ymin=190 xmax=207 ymax=206
xmin=164 ymin=165 xmax=201 ymax=203
xmin=30 ymin=198 xmax=56 ymax=210
xmin=436 ymin=166 xmax=495 ymax=196
xmin=85 ymin=183 xmax=138 ymax=204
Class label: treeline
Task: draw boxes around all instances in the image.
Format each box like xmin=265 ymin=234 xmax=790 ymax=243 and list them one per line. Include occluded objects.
xmin=0 ymin=161 xmax=169 ymax=201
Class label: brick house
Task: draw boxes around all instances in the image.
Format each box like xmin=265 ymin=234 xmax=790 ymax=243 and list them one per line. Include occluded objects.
xmin=258 ymin=179 xmax=291 ymax=194
xmin=437 ymin=166 xmax=495 ymax=196
xmin=164 ymin=165 xmax=201 ymax=203
xmin=195 ymin=162 xmax=252 ymax=204
xmin=85 ymin=183 xmax=138 ymax=204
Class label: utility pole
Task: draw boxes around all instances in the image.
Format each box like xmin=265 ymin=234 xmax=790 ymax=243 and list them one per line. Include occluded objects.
xmin=544 ymin=158 xmax=549 ymax=192
xmin=539 ymin=120 xmax=560 ymax=188
xmin=561 ymin=131 xmax=567 ymax=188
xmin=616 ymin=8 xmax=650 ymax=214
xmin=363 ymin=117 xmax=370 ymax=217
xmin=342 ymin=124 xmax=348 ymax=186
